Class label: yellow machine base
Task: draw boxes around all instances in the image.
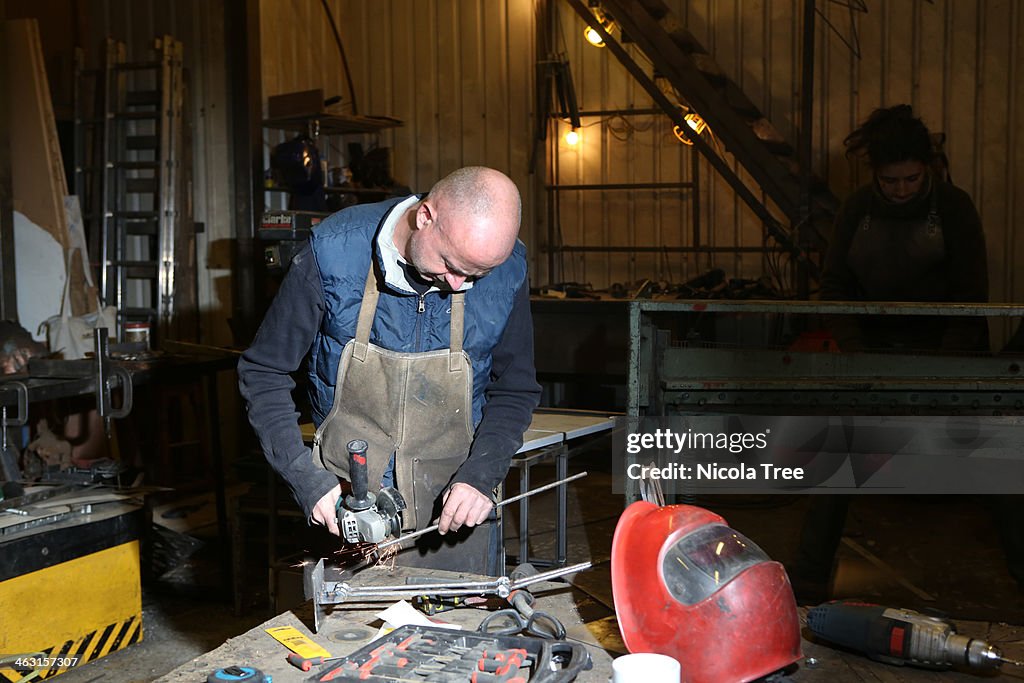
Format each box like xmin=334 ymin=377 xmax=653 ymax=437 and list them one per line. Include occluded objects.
xmin=0 ymin=540 xmax=143 ymax=680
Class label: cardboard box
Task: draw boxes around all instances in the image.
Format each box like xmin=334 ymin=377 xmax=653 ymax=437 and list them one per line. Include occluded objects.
xmin=268 ymin=89 xmax=327 ymax=119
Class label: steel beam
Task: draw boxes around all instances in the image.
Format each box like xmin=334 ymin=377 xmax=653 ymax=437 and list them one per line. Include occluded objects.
xmin=225 ymin=0 xmax=263 ymax=345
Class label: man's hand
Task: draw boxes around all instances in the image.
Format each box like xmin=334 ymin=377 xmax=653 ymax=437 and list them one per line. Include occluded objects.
xmin=311 ymin=484 xmax=342 ymax=536
xmin=438 ymin=483 xmax=493 ymax=534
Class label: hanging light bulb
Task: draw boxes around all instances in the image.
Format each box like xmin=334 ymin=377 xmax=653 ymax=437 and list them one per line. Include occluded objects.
xmin=583 ymin=7 xmax=614 ymax=48
xmin=673 ymin=110 xmax=709 ymax=145
xmin=584 ymin=25 xmax=605 ymax=47
xmin=565 ymin=128 xmax=581 ymax=146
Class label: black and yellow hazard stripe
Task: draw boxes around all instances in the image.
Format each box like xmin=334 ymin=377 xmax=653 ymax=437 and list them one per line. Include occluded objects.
xmin=0 ymin=614 xmax=143 ymax=681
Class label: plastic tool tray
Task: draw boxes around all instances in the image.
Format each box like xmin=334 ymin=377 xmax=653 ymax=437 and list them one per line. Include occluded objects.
xmin=308 ymin=623 xmax=591 ymax=682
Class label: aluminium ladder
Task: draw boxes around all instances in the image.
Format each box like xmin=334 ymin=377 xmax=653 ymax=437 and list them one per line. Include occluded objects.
xmin=74 ymin=36 xmax=195 ymax=345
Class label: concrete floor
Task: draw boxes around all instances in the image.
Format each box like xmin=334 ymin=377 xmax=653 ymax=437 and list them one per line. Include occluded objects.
xmin=48 ymin=433 xmax=1024 ymax=682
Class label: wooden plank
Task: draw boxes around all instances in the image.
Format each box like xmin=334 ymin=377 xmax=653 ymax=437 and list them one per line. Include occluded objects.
xmin=2 ymin=18 xmax=100 ymax=316
xmin=505 ymin=0 xmax=533 ymax=229
xmin=3 ymin=18 xmax=69 ymax=251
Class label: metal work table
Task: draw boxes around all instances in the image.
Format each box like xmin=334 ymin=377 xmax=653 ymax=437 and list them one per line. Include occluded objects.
xmin=154 ymin=565 xmax=1024 ymax=683
xmin=511 ymin=411 xmax=615 ymax=567
xmin=626 ymin=299 xmax=1024 ymax=501
xmin=1 ymin=350 xmax=240 ymax=586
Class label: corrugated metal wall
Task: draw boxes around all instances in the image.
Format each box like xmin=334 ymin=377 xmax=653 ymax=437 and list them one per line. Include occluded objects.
xmin=552 ymin=0 xmax=1024 ymax=317
xmin=257 ymin=0 xmax=541 ymax=262
xmin=260 ymin=0 xmax=350 ymax=104
xmin=331 ymin=0 xmax=536 ymax=197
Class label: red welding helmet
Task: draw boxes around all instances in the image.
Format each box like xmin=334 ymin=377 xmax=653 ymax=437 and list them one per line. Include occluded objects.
xmin=611 ymin=501 xmax=802 ymax=683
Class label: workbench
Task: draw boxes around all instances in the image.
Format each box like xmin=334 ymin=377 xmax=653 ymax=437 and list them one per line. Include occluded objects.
xmin=510 ymin=411 xmax=615 ymax=567
xmin=1 ymin=349 xmax=240 ymax=588
xmin=154 ymin=565 xmax=1024 ymax=682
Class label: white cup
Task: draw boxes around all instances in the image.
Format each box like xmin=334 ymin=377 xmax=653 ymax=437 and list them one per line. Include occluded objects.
xmin=611 ymin=653 xmax=681 ymax=683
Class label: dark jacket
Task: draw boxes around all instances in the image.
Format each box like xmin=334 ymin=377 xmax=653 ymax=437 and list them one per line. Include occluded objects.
xmin=820 ymin=176 xmax=989 ymax=351
xmin=238 ymin=197 xmax=541 ymax=518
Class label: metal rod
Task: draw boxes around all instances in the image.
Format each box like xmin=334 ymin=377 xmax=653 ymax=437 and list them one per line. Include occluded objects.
xmin=330 ymin=579 xmax=504 ymax=594
xmin=798 ymin=0 xmax=816 ymax=298
xmin=377 ymin=471 xmax=588 ymax=551
xmin=495 ymin=470 xmax=587 ymax=507
xmin=511 ymin=561 xmax=592 ymax=587
xmin=322 ymin=562 xmax=593 ymax=602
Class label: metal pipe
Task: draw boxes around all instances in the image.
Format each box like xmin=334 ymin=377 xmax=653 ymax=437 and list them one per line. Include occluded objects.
xmin=377 ymin=471 xmax=588 ymax=551
xmin=226 ymin=0 xmax=263 ymax=346
xmin=797 ymin=0 xmax=816 ymax=298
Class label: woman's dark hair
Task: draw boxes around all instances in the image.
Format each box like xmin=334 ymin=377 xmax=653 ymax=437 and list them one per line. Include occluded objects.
xmin=843 ymin=105 xmax=934 ymax=169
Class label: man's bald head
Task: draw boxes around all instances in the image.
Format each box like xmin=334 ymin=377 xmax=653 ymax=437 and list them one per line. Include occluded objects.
xmin=400 ymin=167 xmax=522 ymax=291
xmin=428 ymin=167 xmax=521 ymax=268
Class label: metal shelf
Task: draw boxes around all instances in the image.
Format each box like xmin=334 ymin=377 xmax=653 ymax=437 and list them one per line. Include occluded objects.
xmin=262 ymin=113 xmax=403 ymax=136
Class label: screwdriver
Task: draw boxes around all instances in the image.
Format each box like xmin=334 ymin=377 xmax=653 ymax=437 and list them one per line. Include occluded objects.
xmin=286 ymin=653 xmax=345 ymax=671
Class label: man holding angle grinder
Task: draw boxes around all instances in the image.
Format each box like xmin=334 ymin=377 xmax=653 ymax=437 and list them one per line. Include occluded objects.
xmin=238 ymin=166 xmax=541 ymax=575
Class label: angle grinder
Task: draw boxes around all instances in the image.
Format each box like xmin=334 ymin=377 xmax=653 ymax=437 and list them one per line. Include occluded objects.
xmin=335 ymin=439 xmax=406 ymax=544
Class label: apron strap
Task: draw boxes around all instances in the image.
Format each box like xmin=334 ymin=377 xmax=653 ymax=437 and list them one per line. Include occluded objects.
xmin=353 ymin=263 xmax=380 ymax=361
xmin=449 ymin=292 xmax=465 ymax=372
xmin=354 ymin=261 xmax=465 ymax=370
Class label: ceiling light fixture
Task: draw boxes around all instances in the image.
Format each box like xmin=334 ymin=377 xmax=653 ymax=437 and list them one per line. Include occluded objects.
xmin=584 ymin=6 xmax=615 ymax=48
xmin=673 ymin=110 xmax=709 ymax=145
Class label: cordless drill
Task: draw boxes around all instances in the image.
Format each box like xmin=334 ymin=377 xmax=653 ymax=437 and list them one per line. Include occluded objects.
xmin=807 ymin=600 xmax=1024 ymax=670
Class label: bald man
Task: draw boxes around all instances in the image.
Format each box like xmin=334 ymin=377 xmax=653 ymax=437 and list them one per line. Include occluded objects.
xmin=238 ymin=167 xmax=541 ymax=574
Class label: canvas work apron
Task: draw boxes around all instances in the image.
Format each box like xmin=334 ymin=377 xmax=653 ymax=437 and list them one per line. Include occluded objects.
xmin=846 ymin=191 xmax=949 ymax=350
xmin=312 ymin=264 xmax=499 ymax=573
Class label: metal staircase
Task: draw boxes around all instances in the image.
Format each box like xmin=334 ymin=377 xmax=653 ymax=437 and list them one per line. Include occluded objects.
xmin=566 ymin=0 xmax=838 ymax=279
xmin=74 ymin=36 xmax=196 ymax=345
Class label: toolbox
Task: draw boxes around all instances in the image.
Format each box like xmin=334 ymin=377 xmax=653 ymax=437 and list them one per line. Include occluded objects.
xmin=308 ymin=623 xmax=592 ymax=682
